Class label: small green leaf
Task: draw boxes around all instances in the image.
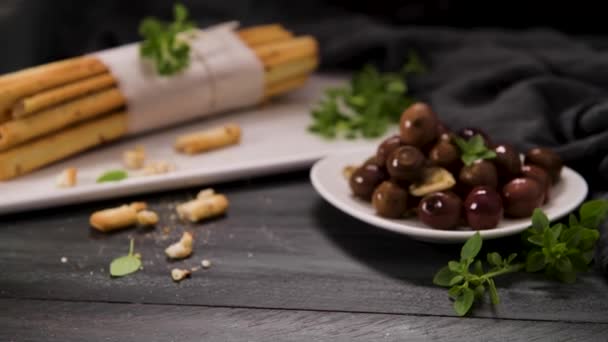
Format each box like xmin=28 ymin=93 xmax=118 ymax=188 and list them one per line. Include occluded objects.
xmin=531 ymin=208 xmax=550 ymax=233
xmin=527 ymin=234 xmax=544 ymax=247
xmin=448 ymin=260 xmax=461 ymax=272
xmin=568 ymin=213 xmax=579 ymax=227
xmin=453 ymin=287 xmax=475 ymax=316
xmin=551 ymin=224 xmax=565 ymax=241
xmin=448 ymin=286 xmax=462 ymax=298
xmin=561 ymin=227 xmax=581 ymax=248
xmin=386 ymin=80 xmax=406 ymax=93
xmin=543 ymin=228 xmax=557 ymax=249
xmin=474 ymin=284 xmax=486 ymax=299
xmin=556 ymin=270 xmax=577 ymax=284
xmin=579 ymin=199 xmax=608 ymax=228
xmin=487 ymin=252 xmax=502 ymax=266
xmin=526 ymin=251 xmax=546 ymax=272
xmin=473 ymin=260 xmax=484 ymax=276
xmin=461 ymin=232 xmax=482 ymax=260
xmin=449 ymin=275 xmax=465 ymax=286
xmin=433 ymin=266 xmax=459 ymax=287
xmin=555 ymin=256 xmax=573 ymax=274
xmin=480 ymin=150 xmax=497 ymax=160
xmin=109 ymin=239 xmax=142 ymax=277
xmin=461 ymin=154 xmax=478 ymax=167
xmin=468 ymin=135 xmax=486 ymax=154
xmin=568 ymin=253 xmax=590 ymax=272
xmin=97 ymin=170 xmax=128 ymax=183
xmin=487 ymin=278 xmax=500 ymax=305
xmin=506 ymin=253 xmax=518 ymax=264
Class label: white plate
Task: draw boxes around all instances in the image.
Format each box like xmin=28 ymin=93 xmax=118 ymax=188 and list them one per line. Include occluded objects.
xmin=0 ymin=75 xmax=392 ymax=215
xmin=310 ymin=147 xmax=589 ymax=243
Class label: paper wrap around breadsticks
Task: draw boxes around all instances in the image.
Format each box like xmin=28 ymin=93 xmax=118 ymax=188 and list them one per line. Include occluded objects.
xmin=93 ymin=22 xmax=264 ymax=134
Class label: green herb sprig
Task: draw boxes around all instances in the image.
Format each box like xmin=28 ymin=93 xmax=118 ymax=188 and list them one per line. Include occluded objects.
xmin=453 ymin=135 xmax=496 ymax=166
xmin=139 ymin=3 xmax=195 ymax=76
xmin=110 ymin=239 xmax=142 ymax=277
xmin=434 ymin=199 xmax=608 ymax=316
xmin=97 ymin=170 xmax=128 ymax=183
xmin=309 ymin=52 xmax=425 ymax=139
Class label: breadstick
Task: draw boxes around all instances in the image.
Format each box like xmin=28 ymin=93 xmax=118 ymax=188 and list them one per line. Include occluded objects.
xmin=0 ymin=112 xmax=128 ymax=181
xmin=0 ymin=88 xmax=125 ymax=151
xmin=174 ymin=123 xmax=241 ymax=155
xmin=0 ymin=56 xmax=107 ymax=115
xmin=237 ymin=24 xmax=293 ymax=47
xmin=253 ymin=36 xmax=318 ymax=67
xmin=264 ymin=56 xmax=318 ymax=85
xmin=89 ymin=202 xmax=147 ymax=232
xmin=0 ymin=56 xmax=89 ymax=87
xmin=12 ymin=73 xmax=116 ymax=118
xmin=264 ymin=75 xmax=309 ymax=99
xmin=176 ymin=194 xmax=229 ymax=223
xmin=165 ymin=232 xmax=194 ymax=259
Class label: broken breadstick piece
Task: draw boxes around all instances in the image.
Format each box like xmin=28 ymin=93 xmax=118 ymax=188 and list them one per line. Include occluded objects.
xmin=136 ymin=210 xmax=159 ymax=226
xmin=197 ymin=188 xmax=215 ymax=199
xmin=177 ymin=194 xmax=229 ymax=223
xmin=142 ymin=160 xmax=175 ymax=176
xmin=171 ymin=268 xmax=191 ymax=282
xmin=89 ymin=202 xmax=147 ymax=232
xmin=55 ymin=167 xmax=78 ymax=188
xmin=174 ymin=123 xmax=241 ymax=155
xmin=165 ymin=232 xmax=194 ymax=259
xmin=129 ymin=202 xmax=148 ymax=212
xmin=122 ymin=145 xmax=146 ymax=170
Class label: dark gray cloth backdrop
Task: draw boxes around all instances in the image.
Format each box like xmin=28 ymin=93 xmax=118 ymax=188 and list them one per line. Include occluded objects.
xmin=1 ymin=0 xmax=607 ymax=272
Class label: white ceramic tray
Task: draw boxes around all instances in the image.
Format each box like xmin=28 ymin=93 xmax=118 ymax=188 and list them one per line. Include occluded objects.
xmin=0 ymin=75 xmax=389 ymax=215
xmin=310 ymin=148 xmax=588 ymax=243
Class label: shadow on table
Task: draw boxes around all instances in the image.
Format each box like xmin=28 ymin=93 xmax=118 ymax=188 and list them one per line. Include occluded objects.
xmin=311 ymin=197 xmax=525 ymax=287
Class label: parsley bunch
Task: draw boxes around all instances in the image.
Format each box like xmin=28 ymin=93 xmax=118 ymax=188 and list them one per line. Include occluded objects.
xmin=309 ymin=52 xmax=426 ymax=139
xmin=139 ymin=3 xmax=195 ymax=76
xmin=434 ymin=199 xmax=608 ymax=316
xmin=453 ymin=135 xmax=496 ymax=166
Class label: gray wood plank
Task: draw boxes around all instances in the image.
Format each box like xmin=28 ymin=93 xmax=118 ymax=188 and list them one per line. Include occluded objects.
xmin=1 ymin=298 xmax=607 ymax=342
xmin=1 ymin=172 xmax=607 ymax=323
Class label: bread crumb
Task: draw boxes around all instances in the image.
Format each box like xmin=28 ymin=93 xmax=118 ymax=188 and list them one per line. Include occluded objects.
xmin=176 ymin=192 xmax=229 ymax=223
xmin=201 ymin=259 xmax=211 ymax=269
xmin=55 ymin=168 xmax=77 ymax=188
xmin=171 ymin=268 xmax=191 ymax=282
xmin=123 ymin=146 xmax=146 ymax=170
xmin=142 ymin=161 xmax=175 ymax=176
xmin=165 ymin=232 xmax=193 ymax=259
xmin=136 ymin=210 xmax=159 ymax=226
xmin=60 ymin=257 xmax=68 ymax=263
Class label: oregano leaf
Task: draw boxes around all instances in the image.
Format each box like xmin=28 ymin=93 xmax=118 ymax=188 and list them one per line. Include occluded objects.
xmin=461 ymin=232 xmax=482 ymax=260
xmin=97 ymin=170 xmax=128 ymax=183
xmin=433 ymin=266 xmax=458 ymax=287
xmin=454 ymin=287 xmax=475 ymax=316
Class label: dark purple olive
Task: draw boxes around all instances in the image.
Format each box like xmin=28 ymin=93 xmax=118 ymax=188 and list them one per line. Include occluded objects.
xmin=429 ymin=141 xmax=461 ymax=172
xmin=386 ymin=146 xmax=426 ymax=182
xmin=502 ymin=177 xmax=545 ymax=218
xmin=418 ymin=191 xmax=462 ymax=230
xmin=399 ymin=102 xmax=439 ymax=148
xmin=521 ymin=164 xmax=551 ymax=203
xmin=372 ymin=181 xmax=408 ymax=218
xmin=458 ymin=127 xmax=492 ymax=146
xmin=525 ymin=148 xmax=563 ymax=184
xmin=464 ymin=186 xmax=503 ymax=230
xmin=349 ymin=163 xmax=387 ymax=201
xmin=376 ymin=135 xmax=403 ymax=167
xmin=493 ymin=144 xmax=522 ymax=182
xmin=459 ymin=160 xmax=498 ymax=189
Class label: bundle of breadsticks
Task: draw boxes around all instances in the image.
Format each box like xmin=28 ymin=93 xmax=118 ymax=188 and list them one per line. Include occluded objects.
xmin=0 ymin=23 xmax=318 ymax=180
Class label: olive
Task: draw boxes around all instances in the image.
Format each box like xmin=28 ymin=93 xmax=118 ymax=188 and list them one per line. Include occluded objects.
xmin=429 ymin=141 xmax=461 ymax=171
xmin=376 ymin=135 xmax=402 ymax=167
xmin=459 ymin=160 xmax=498 ymax=189
xmin=464 ymin=186 xmax=503 ymax=230
xmin=493 ymin=144 xmax=522 ymax=182
xmin=349 ymin=163 xmax=387 ymax=201
xmin=525 ymin=148 xmax=563 ymax=184
xmin=418 ymin=191 xmax=462 ymax=230
xmin=372 ymin=181 xmax=409 ymax=218
xmin=386 ymin=146 xmax=426 ymax=182
xmin=502 ymin=177 xmax=545 ymax=218
xmin=399 ymin=102 xmax=439 ymax=148
xmin=521 ymin=164 xmax=551 ymax=203
xmin=458 ymin=127 xmax=492 ymax=146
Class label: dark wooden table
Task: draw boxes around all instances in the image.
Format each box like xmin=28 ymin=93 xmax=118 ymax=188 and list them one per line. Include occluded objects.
xmin=1 ymin=170 xmax=607 ymax=341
